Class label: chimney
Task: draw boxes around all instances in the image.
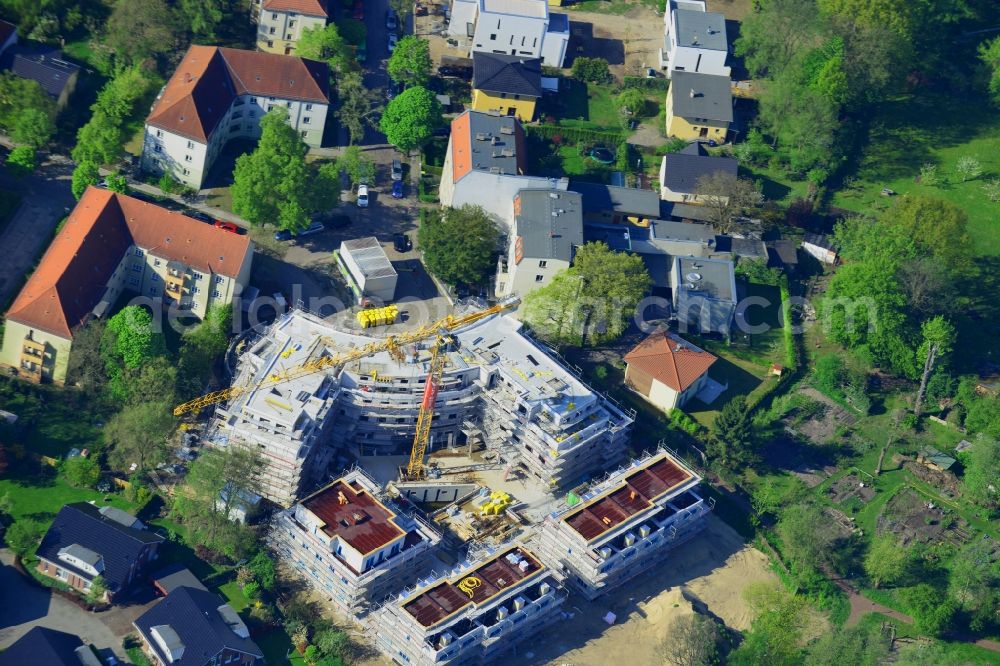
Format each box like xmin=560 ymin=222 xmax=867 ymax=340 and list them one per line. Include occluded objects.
xmin=689 ymin=89 xmax=696 ymax=98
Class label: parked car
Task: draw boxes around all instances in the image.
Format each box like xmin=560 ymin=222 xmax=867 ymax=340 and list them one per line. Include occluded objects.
xmin=274 ymin=229 xmax=293 ymax=241
xmin=415 ymin=4 xmax=428 ymax=16
xmin=357 ymin=184 xmax=369 ymax=207
xmin=391 ymin=159 xmax=403 ymax=181
xmin=388 ymin=33 xmax=398 ymax=52
xmin=352 ymin=0 xmax=364 ymax=19
xmin=438 ymin=65 xmax=472 ymax=79
xmin=298 ymin=220 xmax=326 ymax=237
xmin=188 ymin=211 xmax=213 ymax=224
xmin=391 ymin=180 xmax=404 ymax=199
xmin=393 ymin=233 xmax=412 ymax=252
xmin=214 ymin=220 xmax=240 ymax=234
xmin=386 ymin=8 xmax=398 ymax=30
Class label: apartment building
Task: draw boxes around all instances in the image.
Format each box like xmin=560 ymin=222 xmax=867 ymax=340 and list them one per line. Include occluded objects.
xmin=534 ymin=448 xmax=711 ymax=599
xmin=371 ymin=545 xmax=564 ymax=665
xmin=0 ymin=188 xmax=253 ymax=385
xmin=256 ymin=0 xmax=329 ymax=55
xmin=271 ymin=469 xmax=442 ymax=616
xmin=658 ymin=0 xmax=730 ymax=78
xmin=141 ymin=45 xmax=329 ymax=190
xmin=450 ymin=0 xmax=569 ymax=67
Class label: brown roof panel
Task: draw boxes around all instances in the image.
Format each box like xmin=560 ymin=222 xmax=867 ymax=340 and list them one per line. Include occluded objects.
xmin=624 ymin=331 xmax=717 ymax=392
xmin=262 ymin=0 xmax=329 ymax=16
xmin=301 ymin=479 xmax=405 ymax=555
xmin=449 ymin=111 xmax=472 ymax=183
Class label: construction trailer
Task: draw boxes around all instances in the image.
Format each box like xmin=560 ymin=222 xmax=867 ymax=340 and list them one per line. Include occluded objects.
xmin=370 ymin=545 xmax=564 ymax=665
xmin=533 ymin=447 xmax=712 ymax=600
xmin=337 ymin=237 xmax=398 ymax=304
xmin=270 ymin=468 xmax=441 ymax=616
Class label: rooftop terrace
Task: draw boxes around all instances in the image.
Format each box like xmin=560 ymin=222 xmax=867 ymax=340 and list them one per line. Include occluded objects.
xmin=301 ymin=478 xmax=405 ymax=555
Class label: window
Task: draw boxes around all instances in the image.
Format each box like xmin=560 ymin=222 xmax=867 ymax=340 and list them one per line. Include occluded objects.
xmin=271 ymin=12 xmax=278 ymax=19
xmin=192 ymin=272 xmax=202 ymax=280
xmin=134 ymin=248 xmax=144 ymax=257
xmin=535 ymin=274 xmax=544 ymax=282
xmin=193 ymin=286 xmax=201 ymax=294
xmin=149 ymin=288 xmax=158 ymax=296
xmin=490 ymin=33 xmax=497 ymax=40
xmin=269 ymin=26 xmax=276 ymax=34
xmin=154 ymin=259 xmax=161 ymax=266
xmin=231 ymin=124 xmax=241 ymax=132
xmin=286 ymin=33 xmax=292 ymax=40
xmin=186 ymin=140 xmax=194 ymax=149
xmin=267 ymin=40 xmax=274 ymax=48
xmin=233 ymin=97 xmax=244 ymax=106
xmin=155 ymin=130 xmax=163 ymax=138
xmin=268 ymin=105 xmax=275 ymax=111
xmin=132 ymin=264 xmax=142 ymax=272
xmin=289 ymin=19 xmax=296 ymax=27
xmin=539 ymin=260 xmax=547 ymax=268
xmin=303 ymin=116 xmax=311 ymax=124
xmin=151 ymin=274 xmax=160 ymax=282
xmin=129 ymin=277 xmax=139 ymax=286
xmin=250 ymin=97 xmax=257 ymax=104
xmin=182 ymin=168 xmax=190 ymax=176
xmin=232 ymin=111 xmax=243 ymax=119
xmin=213 ymin=289 xmax=222 ymax=299
xmin=305 ymin=103 xmax=313 ymax=111
xmin=184 ymin=154 xmax=192 ymax=162
xmin=214 ymin=275 xmax=224 ymax=284
xmin=154 ymin=145 xmax=162 ymax=153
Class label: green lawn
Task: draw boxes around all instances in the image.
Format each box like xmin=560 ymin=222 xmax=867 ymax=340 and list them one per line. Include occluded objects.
xmin=257 ymin=630 xmax=307 ymax=666
xmin=217 ymin=581 xmax=250 ymax=611
xmin=0 ymin=475 xmax=134 ymax=526
xmin=832 ymin=93 xmax=1000 ymax=256
xmin=539 ymin=80 xmax=624 ymax=131
xmin=741 ymin=164 xmax=811 ymax=205
xmin=564 ymin=0 xmax=663 ymax=14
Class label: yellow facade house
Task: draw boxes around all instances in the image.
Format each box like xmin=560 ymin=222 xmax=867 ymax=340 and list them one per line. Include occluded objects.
xmin=0 ymin=188 xmax=254 ymax=384
xmin=256 ymin=0 xmax=329 ymax=55
xmin=665 ymin=70 xmax=733 ymax=142
xmin=471 ymin=52 xmax=542 ymax=122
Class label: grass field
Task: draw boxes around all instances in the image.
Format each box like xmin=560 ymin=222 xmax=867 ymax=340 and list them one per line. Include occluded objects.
xmin=0 ymin=474 xmax=134 ymax=526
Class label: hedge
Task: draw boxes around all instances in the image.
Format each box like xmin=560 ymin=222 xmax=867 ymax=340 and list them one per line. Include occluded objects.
xmin=623 ymin=76 xmax=670 ymax=92
xmin=525 ymin=124 xmax=623 ymax=145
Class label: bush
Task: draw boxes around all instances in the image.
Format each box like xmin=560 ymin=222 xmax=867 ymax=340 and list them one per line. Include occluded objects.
xmin=622 ymin=75 xmax=670 ymax=92
xmin=571 ymin=57 xmax=613 ymax=84
xmin=5 ymin=145 xmax=36 ymax=178
xmin=157 ymin=173 xmax=182 ymax=194
xmin=669 ymin=409 xmax=702 ymax=436
xmin=525 ymin=123 xmax=623 ymax=145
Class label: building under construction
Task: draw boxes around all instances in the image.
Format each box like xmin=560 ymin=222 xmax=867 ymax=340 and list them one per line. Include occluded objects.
xmin=533 ymin=447 xmax=712 ymax=600
xmin=370 ymin=545 xmax=563 ymax=666
xmin=270 ymin=468 xmax=441 ymax=616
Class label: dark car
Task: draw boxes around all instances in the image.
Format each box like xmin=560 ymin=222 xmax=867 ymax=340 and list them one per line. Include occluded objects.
xmin=188 ymin=211 xmax=214 ymax=224
xmin=386 ymin=8 xmax=398 ymax=30
xmin=438 ymin=65 xmax=472 ymax=79
xmin=393 ymin=233 xmax=412 ymax=252
xmin=274 ymin=229 xmax=293 ymax=241
xmin=391 ymin=180 xmax=404 ymax=199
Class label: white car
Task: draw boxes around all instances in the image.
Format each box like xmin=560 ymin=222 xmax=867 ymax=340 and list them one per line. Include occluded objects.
xmin=388 ymin=33 xmax=398 ymax=53
xmin=357 ymin=184 xmax=369 ymax=207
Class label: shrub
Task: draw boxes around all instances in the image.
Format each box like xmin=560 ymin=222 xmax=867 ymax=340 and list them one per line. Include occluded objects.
xmin=5 ymin=145 xmax=36 ymax=177
xmin=157 ymin=173 xmax=182 ymax=194
xmin=571 ymin=57 xmax=613 ymax=84
xmin=622 ymin=75 xmax=670 ymax=92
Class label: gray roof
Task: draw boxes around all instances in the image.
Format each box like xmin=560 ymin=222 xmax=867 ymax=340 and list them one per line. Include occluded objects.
xmin=713 ymin=236 xmax=766 ymax=259
xmin=571 ymin=181 xmax=661 ymax=217
xmin=98 ymin=505 xmax=144 ymax=529
xmin=8 ymin=48 xmax=79 ymax=97
xmin=548 ymin=12 xmax=569 ymax=33
xmin=674 ymin=255 xmax=735 ymax=302
xmin=669 ymin=71 xmax=733 ymax=123
xmin=0 ymin=627 xmax=84 ymax=666
xmin=58 ymin=543 xmax=103 ymax=568
xmin=514 ymin=189 xmax=583 ymax=261
xmin=465 ymin=111 xmax=525 ymax=175
xmin=661 ymin=201 xmax=717 ymax=223
xmin=803 ymin=233 xmax=836 ymax=251
xmin=153 ymin=564 xmax=209 ymax=594
xmin=341 ymin=237 xmax=397 ymax=280
xmin=651 ymin=220 xmax=716 ymax=244
xmin=673 ymin=9 xmax=728 ymax=51
xmin=766 ymin=239 xmax=798 ymax=267
xmin=473 ymin=52 xmax=542 ymax=98
xmin=661 ymin=151 xmax=738 ymax=193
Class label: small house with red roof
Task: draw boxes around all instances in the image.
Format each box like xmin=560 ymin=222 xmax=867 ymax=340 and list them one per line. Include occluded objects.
xmin=623 ymin=331 xmax=717 ymax=411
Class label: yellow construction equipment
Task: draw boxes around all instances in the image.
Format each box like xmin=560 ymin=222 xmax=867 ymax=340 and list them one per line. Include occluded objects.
xmin=479 ymin=491 xmax=512 ymax=516
xmin=406 ymin=335 xmax=450 ymax=480
xmin=356 ymin=305 xmax=399 ymax=328
xmin=172 ymin=297 xmax=519 ymax=418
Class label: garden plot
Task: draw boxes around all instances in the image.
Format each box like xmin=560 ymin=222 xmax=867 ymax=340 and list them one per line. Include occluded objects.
xmin=787 ymin=387 xmax=858 ymax=443
xmin=826 ymin=473 xmax=876 ymax=506
xmin=876 ymin=487 xmax=972 ymax=548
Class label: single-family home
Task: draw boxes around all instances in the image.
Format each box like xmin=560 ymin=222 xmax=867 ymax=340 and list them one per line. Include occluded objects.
xmin=255 ymin=0 xmax=329 ymax=54
xmin=439 ymin=110 xmax=568 ymax=227
xmin=659 ymin=0 xmax=730 ymax=78
xmin=133 ymin=586 xmax=265 ymax=666
xmin=4 ymin=47 xmax=80 ymax=111
xmin=496 ymin=189 xmax=583 ymax=298
xmin=624 ymin=331 xmax=718 ymax=411
xmin=659 ymin=142 xmax=738 ymax=203
xmin=672 ymin=255 xmax=737 ymax=336
xmin=471 ymin=52 xmax=542 ymax=121
xmin=0 ymin=188 xmax=254 ymax=385
xmin=152 ymin=564 xmax=209 ymax=597
xmin=35 ymin=503 xmax=164 ymax=602
xmin=449 ymin=0 xmax=570 ymax=67
xmin=141 ymin=45 xmax=329 ymax=190
xmin=802 ymin=233 xmax=838 ymax=265
xmin=665 ymin=71 xmax=732 ymax=142
xmin=0 ymin=627 xmax=97 ymax=666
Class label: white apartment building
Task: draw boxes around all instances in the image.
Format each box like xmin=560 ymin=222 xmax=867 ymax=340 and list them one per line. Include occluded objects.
xmin=141 ymin=45 xmax=330 ymax=190
xmin=256 ymin=0 xmax=329 ymax=55
xmin=271 ymin=469 xmax=442 ymax=616
xmin=449 ymin=0 xmax=570 ymax=67
xmin=658 ymin=0 xmax=730 ymax=78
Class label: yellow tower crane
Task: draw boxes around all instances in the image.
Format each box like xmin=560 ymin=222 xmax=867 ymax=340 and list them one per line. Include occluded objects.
xmin=406 ymin=335 xmax=450 ymax=480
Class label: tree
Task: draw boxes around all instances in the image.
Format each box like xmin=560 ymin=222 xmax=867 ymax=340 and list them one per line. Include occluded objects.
xmin=71 ymin=160 xmax=101 ymax=200
xmin=335 ymin=17 xmax=366 ymax=46
xmin=178 ymin=0 xmax=224 ymax=40
xmin=177 ymin=304 xmax=232 ymax=395
xmin=708 ymin=396 xmax=756 ymax=470
xmin=729 ymin=582 xmax=806 ymax=666
xmin=695 ymin=172 xmax=764 ymax=233
xmin=11 ymin=107 xmax=55 ymax=149
xmin=5 ymin=518 xmax=44 ymax=557
xmin=803 ymin=622 xmax=891 ymax=666
xmin=5 ymin=146 xmax=35 ymax=178
xmin=521 ymin=242 xmax=651 ymax=346
xmin=955 ymin=155 xmax=983 ymax=182
xmin=776 ymin=503 xmax=837 ymax=575
xmin=389 ymin=0 xmax=413 ymax=24
xmin=948 ymin=538 xmax=1000 ymax=613
xmin=248 ymin=550 xmax=277 ymax=591
xmin=981 ymin=36 xmax=1000 ymax=105
xmin=660 ymin=614 xmax=724 ymax=666
xmin=617 ymin=88 xmax=645 ymax=117
xmin=335 ymin=145 xmax=375 ymax=187
xmin=124 ymin=357 xmax=179 ymax=407
xmin=864 ymin=534 xmax=910 ymax=588
xmin=418 ymin=205 xmax=499 ymax=286
xmin=903 ymin=583 xmax=957 ymax=637
xmin=86 ymin=575 xmax=107 ymax=603
xmin=104 ymin=0 xmax=180 ymax=66
xmin=0 ymin=73 xmax=55 ymax=135
xmin=104 ymin=306 xmax=165 ymax=370
xmin=61 ymin=456 xmax=101 ymax=489
xmin=72 ymin=111 xmax=123 ymax=166
xmin=104 ymin=171 xmax=128 ymax=195
xmin=880 ymin=195 xmax=972 ymax=274
xmin=335 ymin=72 xmax=383 ymax=145
xmin=961 ymin=434 xmax=1000 ymax=514
xmin=104 ymin=401 xmax=174 ymax=473
xmin=913 ymin=316 xmax=955 ymax=417
xmin=571 ymin=57 xmax=612 ymax=84
xmin=297 ymin=23 xmax=351 ymax=71
xmin=387 ymin=36 xmax=432 ymax=87
xmin=379 ymin=86 xmax=442 ymax=153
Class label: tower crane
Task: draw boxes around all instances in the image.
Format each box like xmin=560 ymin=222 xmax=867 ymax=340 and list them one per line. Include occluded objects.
xmin=405 ymin=334 xmax=451 ymax=480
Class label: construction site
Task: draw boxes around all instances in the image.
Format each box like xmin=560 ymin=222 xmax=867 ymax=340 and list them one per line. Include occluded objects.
xmin=179 ymin=301 xmax=714 ymax=665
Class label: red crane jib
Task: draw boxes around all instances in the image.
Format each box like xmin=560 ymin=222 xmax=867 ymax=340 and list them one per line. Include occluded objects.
xmin=421 ymin=378 xmax=439 ymax=410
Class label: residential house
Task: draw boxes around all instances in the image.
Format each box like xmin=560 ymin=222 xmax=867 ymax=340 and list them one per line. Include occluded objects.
xmin=664 ymin=71 xmax=732 ymax=142
xmin=659 ymin=142 xmax=738 ymax=203
xmin=659 ymin=0 xmax=730 ymax=78
xmin=141 ymin=45 xmax=330 ymax=190
xmin=672 ymin=255 xmax=737 ymax=336
xmin=133 ymin=586 xmax=265 ymax=666
xmin=623 ymin=331 xmax=717 ymax=411
xmin=471 ymin=52 xmax=542 ymax=121
xmin=571 ymin=180 xmax=662 ymax=227
xmin=35 ymin=503 xmax=164 ymax=601
xmin=439 ymin=110 xmax=567 ymax=227
xmin=766 ymin=239 xmax=799 ymax=273
xmin=0 ymin=19 xmax=16 ymax=58
xmin=152 ymin=564 xmax=209 ymax=596
xmin=0 ymin=188 xmax=254 ymax=384
xmin=5 ymin=47 xmax=80 ymax=111
xmin=802 ymin=233 xmax=838 ymax=265
xmin=496 ymin=189 xmax=583 ymax=298
xmin=256 ymin=0 xmax=329 ymax=54
xmin=271 ymin=469 xmax=441 ymax=617
xmin=449 ymin=0 xmax=570 ymax=67
xmin=0 ymin=627 xmax=98 ymax=666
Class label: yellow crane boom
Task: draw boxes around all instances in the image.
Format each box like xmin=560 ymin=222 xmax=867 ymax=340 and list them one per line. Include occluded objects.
xmin=173 ymin=297 xmax=518 ymax=417
xmin=406 ymin=335 xmax=449 ymax=479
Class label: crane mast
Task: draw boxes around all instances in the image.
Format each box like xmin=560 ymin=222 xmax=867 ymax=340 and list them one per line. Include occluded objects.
xmin=406 ymin=336 xmax=450 ymax=479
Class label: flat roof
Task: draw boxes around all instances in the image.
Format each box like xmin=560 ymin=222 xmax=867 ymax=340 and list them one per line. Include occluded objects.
xmin=514 ymin=189 xmax=583 ymax=262
xmin=674 ymin=9 xmax=728 ymax=51
xmin=341 ymin=237 xmax=397 ymax=280
xmin=481 ymin=0 xmax=547 ymax=18
xmin=301 ymin=478 xmax=405 ymax=555
xmin=564 ymin=454 xmax=694 ymax=542
xmin=402 ymin=546 xmax=544 ymax=628
xmin=675 ymin=255 xmax=735 ymax=301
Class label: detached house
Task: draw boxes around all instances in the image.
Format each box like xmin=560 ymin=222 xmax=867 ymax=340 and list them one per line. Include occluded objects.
xmin=658 ymin=0 xmax=730 ymax=78
xmin=471 ymin=52 xmax=542 ymax=121
xmin=0 ymin=188 xmax=253 ymax=385
xmin=449 ymin=0 xmax=570 ymax=67
xmin=35 ymin=503 xmax=164 ymax=602
xmin=624 ymin=331 xmax=718 ymax=411
xmin=659 ymin=142 xmax=738 ymax=203
xmin=665 ymin=71 xmax=732 ymax=143
xmin=672 ymin=255 xmax=737 ymax=336
xmin=255 ymin=0 xmax=329 ymax=55
xmin=141 ymin=45 xmax=329 ymax=190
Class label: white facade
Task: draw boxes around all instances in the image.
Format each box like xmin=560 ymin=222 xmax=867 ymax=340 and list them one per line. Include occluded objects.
xmin=257 ymin=6 xmax=327 ymax=54
xmin=451 ymin=0 xmax=568 ymax=67
xmin=495 ymin=252 xmax=569 ymax=299
xmin=659 ymin=1 xmax=730 ymax=78
xmin=337 ymin=237 xmax=398 ymax=304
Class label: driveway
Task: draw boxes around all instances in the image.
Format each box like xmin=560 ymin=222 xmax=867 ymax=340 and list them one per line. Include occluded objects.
xmin=0 ymin=550 xmax=144 ymax=661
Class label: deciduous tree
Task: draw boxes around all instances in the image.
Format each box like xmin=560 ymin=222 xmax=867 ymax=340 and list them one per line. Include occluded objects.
xmin=729 ymin=582 xmax=807 ymax=666
xmin=298 ymin=23 xmax=351 ymax=71
xmin=335 ymin=72 xmax=382 ymax=145
xmin=694 ymin=171 xmax=764 ymax=233
xmin=776 ymin=502 xmax=838 ymax=575
xmin=335 ymin=145 xmax=375 ymax=187
xmin=961 ymin=434 xmax=1000 ymax=514
xmin=104 ymin=306 xmax=165 ymax=370
xmin=178 ymin=0 xmax=224 ymax=40
xmin=864 ymin=534 xmax=910 ymax=588
xmin=61 ymin=456 xmax=101 ymax=489
xmin=71 ymin=160 xmax=101 ymax=199
xmin=379 ymin=86 xmax=441 ymax=153
xmin=417 ymin=205 xmax=499 ymax=286
xmin=5 ymin=518 xmax=44 ymax=557
xmin=104 ymin=0 xmax=180 ymax=66
xmin=104 ymin=401 xmax=174 ymax=473
xmin=387 ymin=36 xmax=432 ymax=87
xmin=659 ymin=613 xmax=724 ymax=666
xmin=913 ymin=316 xmax=955 ymax=417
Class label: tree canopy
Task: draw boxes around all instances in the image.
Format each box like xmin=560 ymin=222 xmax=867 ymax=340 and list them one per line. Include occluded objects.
xmin=103 ymin=0 xmax=180 ymax=66
xmin=417 ymin=205 xmax=500 ymax=286
xmin=298 ymin=23 xmax=352 ymax=72
xmin=104 ymin=306 xmax=165 ymax=370
xmin=104 ymin=400 xmax=174 ymax=473
xmin=379 ymin=86 xmax=441 ymax=153
xmin=387 ymin=36 xmax=432 ymax=87
xmin=336 ymin=72 xmax=382 ymax=145
xmin=0 ymin=73 xmax=56 ymax=149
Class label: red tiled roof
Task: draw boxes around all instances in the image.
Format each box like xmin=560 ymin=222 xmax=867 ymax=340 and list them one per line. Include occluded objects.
xmin=402 ymin=547 xmax=544 ymax=628
xmin=5 ymin=188 xmax=252 ymax=339
xmin=263 ymin=0 xmax=329 ymax=15
xmin=146 ymin=46 xmax=329 ymax=142
xmin=564 ymin=455 xmax=693 ymax=542
xmin=624 ymin=331 xmax=717 ymax=392
xmin=301 ymin=479 xmax=405 ymax=555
